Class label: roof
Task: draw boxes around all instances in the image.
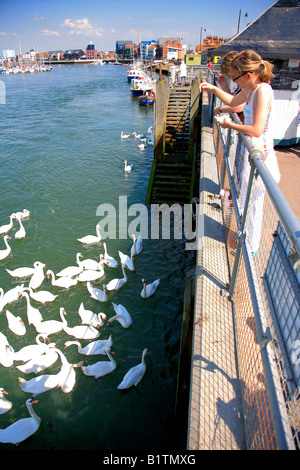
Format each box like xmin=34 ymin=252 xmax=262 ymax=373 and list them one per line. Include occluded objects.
xmin=207 ymin=0 xmax=300 ymax=59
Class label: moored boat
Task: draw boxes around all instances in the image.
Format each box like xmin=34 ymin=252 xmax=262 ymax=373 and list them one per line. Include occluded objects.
xmin=138 ymin=91 xmax=156 ymax=106
xmin=130 ymin=77 xmax=155 ymax=97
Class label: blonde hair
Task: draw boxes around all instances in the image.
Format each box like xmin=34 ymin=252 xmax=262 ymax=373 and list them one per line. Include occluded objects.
xmin=220 ymin=51 xmax=239 ymax=76
xmin=231 ymin=49 xmax=275 ymax=83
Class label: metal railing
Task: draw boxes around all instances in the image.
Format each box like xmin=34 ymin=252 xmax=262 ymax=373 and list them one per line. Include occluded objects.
xmin=213 ymin=100 xmax=300 ymax=449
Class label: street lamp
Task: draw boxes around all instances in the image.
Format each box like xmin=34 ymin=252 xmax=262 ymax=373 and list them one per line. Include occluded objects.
xmin=237 ymin=10 xmax=248 ymax=34
xmin=199 ymin=27 xmax=206 ymax=53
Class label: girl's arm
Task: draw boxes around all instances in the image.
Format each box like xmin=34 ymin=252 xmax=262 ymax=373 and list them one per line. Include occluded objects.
xmin=199 ymin=82 xmax=247 ymax=107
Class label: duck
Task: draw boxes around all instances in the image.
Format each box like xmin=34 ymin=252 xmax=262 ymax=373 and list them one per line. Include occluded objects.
xmin=0 ymin=388 xmax=12 ymax=415
xmin=118 ymin=250 xmax=134 ymax=271
xmin=121 ymin=131 xmax=130 ymax=139
xmin=14 ymin=216 xmax=26 ymax=239
xmin=0 ymin=214 xmax=16 ymax=235
xmin=107 ymin=302 xmax=132 ymax=328
xmin=78 ymin=302 xmax=106 ymax=328
xmin=23 ymin=286 xmax=58 ymax=304
xmin=29 ymin=262 xmax=46 ymax=290
xmin=0 ymin=235 xmax=11 ymax=261
xmin=117 ymin=348 xmax=148 ymax=390
xmin=56 ymin=253 xmax=84 ymax=277
xmin=140 ymin=278 xmax=160 ymax=298
xmin=78 ymin=224 xmax=102 ymax=244
xmin=1 ymin=283 xmax=24 ymax=311
xmin=103 ymin=242 xmax=118 ymax=267
xmin=14 ymin=209 xmax=30 ymax=219
xmin=13 ymin=334 xmax=49 ymax=362
xmin=81 ymin=347 xmax=116 ymax=380
xmin=0 ymin=398 xmax=40 ymax=444
xmin=124 ymin=160 xmax=133 ymax=172
xmin=105 ymin=264 xmax=127 ymax=291
xmin=6 ymin=261 xmax=41 ymax=279
xmin=6 ymin=310 xmax=26 ymax=336
xmin=21 ymin=291 xmax=43 ymax=325
xmin=47 ymin=269 xmax=78 ymax=289
xmin=60 ymin=308 xmax=100 ymax=340
xmin=16 ymin=343 xmax=58 ymax=375
xmin=87 ymin=282 xmax=108 ymax=302
xmin=64 ymin=334 xmax=113 ymax=356
xmin=0 ymin=332 xmax=14 ymax=368
xmin=131 ymin=234 xmax=143 ymax=255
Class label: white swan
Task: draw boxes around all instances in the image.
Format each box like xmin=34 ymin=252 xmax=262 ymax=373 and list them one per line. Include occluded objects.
xmin=47 ymin=269 xmax=78 ymax=289
xmin=107 ymin=302 xmax=132 ymax=328
xmin=117 ymin=348 xmax=148 ymax=389
xmin=23 ymin=287 xmax=58 ymax=304
xmin=0 ymin=398 xmax=40 ymax=444
xmin=56 ymin=350 xmax=85 ymax=394
xmin=103 ymin=242 xmax=118 ymax=268
xmin=131 ymin=234 xmax=143 ymax=255
xmin=141 ymin=278 xmax=160 ymax=298
xmin=64 ymin=334 xmax=113 ymax=356
xmin=1 ymin=283 xmax=24 ymax=311
xmin=78 ymin=302 xmax=106 ymax=328
xmin=0 ymin=214 xmax=16 ymax=235
xmin=13 ymin=334 xmax=49 ymax=362
xmin=0 ymin=388 xmax=12 ymax=415
xmin=121 ymin=131 xmax=130 ymax=139
xmin=33 ymin=311 xmax=66 ymax=336
xmin=124 ymin=160 xmax=133 ymax=172
xmin=16 ymin=343 xmax=58 ymax=375
xmin=0 ymin=288 xmax=4 ymax=312
xmin=6 ymin=310 xmax=26 ymax=336
xmin=81 ymin=347 xmax=116 ymax=379
xmin=138 ymin=143 xmax=145 ymax=150
xmin=21 ymin=291 xmax=43 ymax=325
xmin=105 ymin=264 xmax=127 ymax=291
xmin=29 ymin=262 xmax=46 ymax=290
xmin=15 ymin=216 xmax=26 ymax=239
xmin=0 ymin=235 xmax=11 ymax=261
xmin=87 ymin=282 xmax=108 ymax=302
xmin=0 ymin=332 xmax=14 ymax=368
xmin=76 ymin=262 xmax=106 ymax=282
xmin=14 ymin=209 xmax=30 ymax=219
xmin=118 ymin=250 xmax=134 ymax=271
xmin=78 ymin=224 xmax=102 ymax=244
xmin=6 ymin=261 xmax=41 ymax=278
xmin=60 ymin=308 xmax=100 ymax=340
xmin=56 ymin=253 xmax=84 ymax=277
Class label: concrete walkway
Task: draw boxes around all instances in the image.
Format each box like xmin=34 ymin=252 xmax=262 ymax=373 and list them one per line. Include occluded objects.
xmin=186 ymin=94 xmax=246 ymax=450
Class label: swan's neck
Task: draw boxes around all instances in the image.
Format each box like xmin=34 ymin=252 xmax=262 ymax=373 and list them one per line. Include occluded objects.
xmin=106 ymin=349 xmax=116 ymax=365
xmin=27 ymin=401 xmax=41 ymax=423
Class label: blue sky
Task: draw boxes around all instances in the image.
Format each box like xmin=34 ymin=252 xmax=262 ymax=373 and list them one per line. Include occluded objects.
xmin=0 ymin=0 xmax=276 ymax=53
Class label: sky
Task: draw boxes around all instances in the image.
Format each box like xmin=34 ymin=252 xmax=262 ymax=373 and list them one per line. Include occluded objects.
xmin=0 ymin=0 xmax=277 ymax=53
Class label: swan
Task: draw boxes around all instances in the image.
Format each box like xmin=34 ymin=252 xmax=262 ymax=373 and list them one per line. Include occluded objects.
xmin=14 ymin=209 xmax=30 ymax=219
xmin=0 ymin=388 xmax=12 ymax=415
xmin=78 ymin=224 xmax=102 ymax=244
xmin=47 ymin=269 xmax=78 ymax=289
xmin=15 ymin=217 xmax=26 ymax=239
xmin=64 ymin=334 xmax=113 ymax=356
xmin=33 ymin=312 xmax=66 ymax=336
xmin=81 ymin=347 xmax=116 ymax=379
xmin=60 ymin=308 xmax=100 ymax=340
xmin=107 ymin=302 xmax=132 ymax=328
xmin=0 ymin=332 xmax=14 ymax=368
xmin=141 ymin=278 xmax=160 ymax=298
xmin=57 ymin=355 xmax=85 ymax=394
xmin=76 ymin=264 xmax=106 ymax=282
xmin=56 ymin=253 xmax=84 ymax=277
xmin=105 ymin=264 xmax=127 ymax=291
xmin=118 ymin=250 xmax=134 ymax=271
xmin=121 ymin=131 xmax=130 ymax=139
xmin=0 ymin=288 xmax=4 ymax=312
xmin=103 ymin=242 xmax=118 ymax=268
xmin=29 ymin=262 xmax=46 ymax=290
xmin=138 ymin=143 xmax=145 ymax=150
xmin=117 ymin=348 xmax=148 ymax=390
xmin=6 ymin=310 xmax=26 ymax=336
xmin=0 ymin=398 xmax=40 ymax=444
xmin=21 ymin=291 xmax=43 ymax=325
xmin=131 ymin=234 xmax=143 ymax=255
xmin=1 ymin=283 xmax=24 ymax=311
xmin=79 ymin=253 xmax=105 ymax=271
xmin=78 ymin=302 xmax=106 ymax=328
xmin=13 ymin=334 xmax=49 ymax=362
xmin=0 ymin=235 xmax=11 ymax=261
xmin=6 ymin=261 xmax=41 ymax=278
xmin=0 ymin=214 xmax=16 ymax=235
xmin=23 ymin=287 xmax=58 ymax=304
xmin=16 ymin=343 xmax=58 ymax=375
xmin=87 ymin=282 xmax=108 ymax=302
xmin=124 ymin=160 xmax=133 ymax=172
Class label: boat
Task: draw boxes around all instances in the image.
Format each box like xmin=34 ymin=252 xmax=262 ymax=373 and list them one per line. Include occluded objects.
xmin=130 ymin=77 xmax=155 ymax=97
xmin=127 ymin=67 xmax=144 ymax=83
xmin=138 ymin=91 xmax=156 ymax=106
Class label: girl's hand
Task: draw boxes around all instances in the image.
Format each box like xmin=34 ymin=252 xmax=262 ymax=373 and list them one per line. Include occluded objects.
xmin=219 ymin=116 xmax=232 ymax=129
xmin=199 ymin=82 xmax=215 ymax=93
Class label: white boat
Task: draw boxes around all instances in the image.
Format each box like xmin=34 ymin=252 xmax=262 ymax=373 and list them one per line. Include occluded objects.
xmin=130 ymin=77 xmax=155 ymax=97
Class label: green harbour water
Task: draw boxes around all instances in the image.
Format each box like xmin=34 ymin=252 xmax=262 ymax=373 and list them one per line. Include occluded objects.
xmin=0 ymin=65 xmax=194 ymax=450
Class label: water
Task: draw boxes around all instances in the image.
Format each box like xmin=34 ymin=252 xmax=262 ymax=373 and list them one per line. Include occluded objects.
xmin=0 ymin=65 xmax=194 ymax=450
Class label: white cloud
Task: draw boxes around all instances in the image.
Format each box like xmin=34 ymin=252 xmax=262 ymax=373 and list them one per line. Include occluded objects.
xmin=41 ymin=29 xmax=60 ymax=37
xmin=0 ymin=32 xmax=7 ymax=36
xmin=61 ymin=18 xmax=104 ymax=38
xmin=33 ymin=14 xmax=45 ymax=22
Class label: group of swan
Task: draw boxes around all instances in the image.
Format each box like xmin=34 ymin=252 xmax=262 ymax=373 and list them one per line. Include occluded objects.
xmin=121 ymin=128 xmax=153 ymax=152
xmin=0 ymin=211 xmax=30 ymax=259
